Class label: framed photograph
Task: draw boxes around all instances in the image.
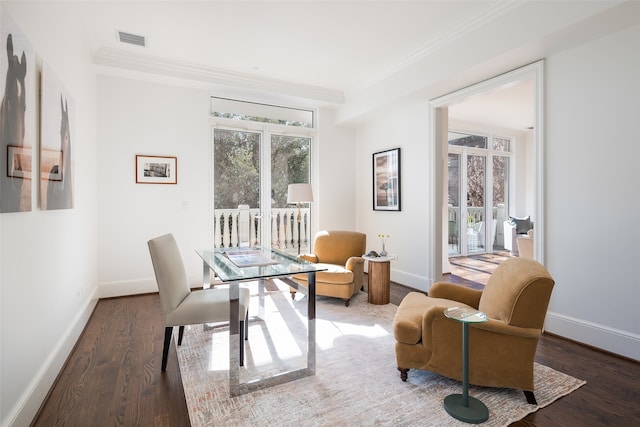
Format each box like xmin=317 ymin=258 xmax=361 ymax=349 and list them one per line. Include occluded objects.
xmin=40 ymin=149 xmax=63 ymax=181
xmin=136 ymin=155 xmax=177 ymax=184
xmin=373 ymin=148 xmax=401 ymax=211
xmin=7 ymin=145 xmax=32 ymax=179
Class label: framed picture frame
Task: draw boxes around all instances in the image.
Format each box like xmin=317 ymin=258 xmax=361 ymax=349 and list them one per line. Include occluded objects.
xmin=136 ymin=155 xmax=177 ymax=184
xmin=7 ymin=145 xmax=32 ymax=179
xmin=40 ymin=149 xmax=63 ymax=181
xmin=373 ymin=148 xmax=401 ymax=211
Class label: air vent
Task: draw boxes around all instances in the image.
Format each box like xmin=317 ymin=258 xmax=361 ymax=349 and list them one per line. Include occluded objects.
xmin=117 ymin=31 xmax=146 ymax=47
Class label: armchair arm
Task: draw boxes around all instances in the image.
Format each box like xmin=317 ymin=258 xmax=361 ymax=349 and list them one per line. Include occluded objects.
xmin=473 ymin=319 xmax=541 ymax=339
xmin=345 ymin=256 xmax=365 ymax=271
xmin=298 ymin=254 xmax=319 ymax=263
xmin=346 ymin=256 xmax=365 ymax=290
xmin=429 ymin=281 xmax=482 ymax=308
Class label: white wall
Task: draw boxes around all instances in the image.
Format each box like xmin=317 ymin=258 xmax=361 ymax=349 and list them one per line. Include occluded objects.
xmin=0 ymin=3 xmax=98 ymax=426
xmin=315 ymin=107 xmax=357 ymax=232
xmin=96 ymin=78 xmax=357 ymax=298
xmin=97 ymin=76 xmax=212 ymax=297
xmin=352 ymin=24 xmax=640 ymax=360
xmin=543 ymin=23 xmax=640 ymax=359
xmin=355 ymin=102 xmax=432 ymax=291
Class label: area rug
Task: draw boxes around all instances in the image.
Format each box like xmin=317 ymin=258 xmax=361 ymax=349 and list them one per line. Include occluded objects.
xmin=176 ymin=281 xmax=585 ymax=426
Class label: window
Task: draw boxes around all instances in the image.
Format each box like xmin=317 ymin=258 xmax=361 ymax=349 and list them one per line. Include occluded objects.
xmin=448 ymin=131 xmax=513 ymax=255
xmin=211 ymin=98 xmax=314 ymax=253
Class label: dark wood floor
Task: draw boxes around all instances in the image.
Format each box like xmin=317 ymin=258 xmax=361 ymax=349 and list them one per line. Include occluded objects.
xmin=33 ymin=277 xmax=639 ymax=426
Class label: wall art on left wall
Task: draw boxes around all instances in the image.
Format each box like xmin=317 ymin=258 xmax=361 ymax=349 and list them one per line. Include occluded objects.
xmin=0 ymin=9 xmax=36 ymax=213
xmin=40 ymin=62 xmax=75 ymax=210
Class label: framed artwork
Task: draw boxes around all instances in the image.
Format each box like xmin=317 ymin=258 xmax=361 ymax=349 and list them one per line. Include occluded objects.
xmin=40 ymin=149 xmax=63 ymax=181
xmin=1 ymin=11 xmax=35 ymax=213
xmin=373 ymin=148 xmax=401 ymax=211
xmin=136 ymin=155 xmax=177 ymax=184
xmin=41 ymin=62 xmax=74 ymax=210
xmin=7 ymin=145 xmax=32 ymax=179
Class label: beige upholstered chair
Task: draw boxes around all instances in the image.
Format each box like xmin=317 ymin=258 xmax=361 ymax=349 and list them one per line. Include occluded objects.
xmin=517 ymin=229 xmax=535 ymax=259
xmin=393 ymin=257 xmax=554 ymax=404
xmin=290 ymin=230 xmax=366 ymax=307
xmin=504 ymin=217 xmax=533 ymax=256
xmin=148 ymin=233 xmax=251 ymax=371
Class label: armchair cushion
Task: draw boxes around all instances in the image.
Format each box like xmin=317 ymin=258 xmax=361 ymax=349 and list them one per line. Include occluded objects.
xmin=293 ymin=263 xmax=354 ymax=285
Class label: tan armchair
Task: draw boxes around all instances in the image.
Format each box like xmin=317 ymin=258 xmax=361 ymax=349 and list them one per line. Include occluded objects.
xmin=290 ymin=230 xmax=366 ymax=307
xmin=393 ymin=257 xmax=554 ymax=404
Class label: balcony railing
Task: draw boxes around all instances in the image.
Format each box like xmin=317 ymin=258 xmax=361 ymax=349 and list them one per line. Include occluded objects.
xmin=214 ymin=207 xmax=311 ymax=255
xmin=448 ymin=205 xmax=507 ymax=254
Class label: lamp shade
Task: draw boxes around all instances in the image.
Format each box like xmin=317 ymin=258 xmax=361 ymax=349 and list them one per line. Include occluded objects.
xmin=287 ymin=183 xmax=314 ymax=204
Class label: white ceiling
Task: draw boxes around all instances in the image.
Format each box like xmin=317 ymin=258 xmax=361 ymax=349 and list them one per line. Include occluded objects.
xmin=23 ymin=1 xmax=640 ymax=129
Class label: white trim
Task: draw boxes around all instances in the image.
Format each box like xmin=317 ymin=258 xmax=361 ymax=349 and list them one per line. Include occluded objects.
xmin=2 ymin=290 xmax=98 ymax=427
xmin=94 ymin=47 xmax=344 ymax=104
xmin=545 ymin=311 xmax=640 ymax=361
xmin=430 ymin=61 xmax=545 ymax=276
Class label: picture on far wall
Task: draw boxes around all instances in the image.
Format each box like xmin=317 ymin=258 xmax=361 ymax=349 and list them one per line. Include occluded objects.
xmin=40 ymin=62 xmax=75 ymax=210
xmin=136 ymin=155 xmax=177 ymax=184
xmin=373 ymin=147 xmax=401 ymax=211
xmin=1 ymin=10 xmax=35 ymax=213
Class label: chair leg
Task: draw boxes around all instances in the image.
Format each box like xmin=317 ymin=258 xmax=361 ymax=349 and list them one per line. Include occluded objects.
xmin=162 ymin=327 xmax=173 ymax=372
xmin=344 ymin=298 xmax=350 ymax=307
xmin=239 ymin=320 xmax=245 ymax=367
xmin=245 ymin=311 xmax=249 ymax=340
xmin=398 ymin=367 xmax=409 ymax=382
xmin=177 ymin=326 xmax=185 ymax=346
xmin=290 ymin=291 xmax=296 ymax=301
xmin=524 ymin=390 xmax=537 ymax=405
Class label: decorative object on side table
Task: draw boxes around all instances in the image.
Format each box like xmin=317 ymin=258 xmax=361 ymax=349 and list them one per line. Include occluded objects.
xmin=377 ymin=234 xmax=389 ymax=256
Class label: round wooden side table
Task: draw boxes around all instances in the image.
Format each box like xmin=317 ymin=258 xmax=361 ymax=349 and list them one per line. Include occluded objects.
xmin=363 ymin=254 xmax=397 ymax=305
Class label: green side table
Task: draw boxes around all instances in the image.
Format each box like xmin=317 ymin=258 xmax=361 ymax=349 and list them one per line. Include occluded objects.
xmin=443 ymin=307 xmax=489 ymax=424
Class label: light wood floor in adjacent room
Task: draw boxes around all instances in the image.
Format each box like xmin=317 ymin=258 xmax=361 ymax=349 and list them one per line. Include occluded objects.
xmin=33 ymin=263 xmax=639 ymax=426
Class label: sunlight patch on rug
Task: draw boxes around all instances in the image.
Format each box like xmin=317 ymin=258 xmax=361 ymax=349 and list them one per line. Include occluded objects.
xmin=176 ymin=285 xmax=585 ymax=426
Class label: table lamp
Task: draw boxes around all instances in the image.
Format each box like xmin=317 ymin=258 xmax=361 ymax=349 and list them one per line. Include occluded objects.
xmin=287 ymin=183 xmax=313 ymax=254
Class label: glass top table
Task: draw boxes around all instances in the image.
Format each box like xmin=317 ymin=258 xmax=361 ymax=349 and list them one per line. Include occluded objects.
xmin=443 ymin=307 xmax=489 ymax=423
xmin=195 ymin=246 xmax=327 ymax=397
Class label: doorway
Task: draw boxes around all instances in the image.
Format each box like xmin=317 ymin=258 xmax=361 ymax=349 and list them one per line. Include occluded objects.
xmin=429 ymin=61 xmax=545 ymax=287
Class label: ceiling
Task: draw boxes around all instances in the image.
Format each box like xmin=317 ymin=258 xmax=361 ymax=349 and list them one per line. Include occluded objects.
xmin=21 ymin=1 xmax=639 ymax=129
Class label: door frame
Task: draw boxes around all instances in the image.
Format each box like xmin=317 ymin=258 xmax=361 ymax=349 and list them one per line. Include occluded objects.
xmin=428 ymin=61 xmax=545 ymax=287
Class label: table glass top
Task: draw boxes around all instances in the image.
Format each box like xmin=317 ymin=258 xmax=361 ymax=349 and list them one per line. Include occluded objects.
xmin=196 ymin=246 xmax=326 ymax=282
xmin=443 ymin=307 xmax=488 ymax=323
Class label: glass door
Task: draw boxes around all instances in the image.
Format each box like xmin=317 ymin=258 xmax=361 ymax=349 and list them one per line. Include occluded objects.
xmin=213 ymin=128 xmax=311 ymax=254
xmin=213 ymin=128 xmax=262 ymax=248
xmin=466 ymin=153 xmax=486 ymax=254
xmin=269 ymin=134 xmax=311 ymax=254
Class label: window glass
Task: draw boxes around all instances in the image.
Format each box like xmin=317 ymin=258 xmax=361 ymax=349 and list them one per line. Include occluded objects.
xmin=211 ymin=97 xmax=314 ymax=128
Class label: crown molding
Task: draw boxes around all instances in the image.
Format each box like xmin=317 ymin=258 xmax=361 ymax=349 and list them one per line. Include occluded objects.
xmin=351 ymin=0 xmax=522 ymax=94
xmin=92 ymin=47 xmax=344 ymax=105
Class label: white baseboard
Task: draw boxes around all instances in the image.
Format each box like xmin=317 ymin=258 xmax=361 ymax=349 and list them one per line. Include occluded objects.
xmin=545 ymin=311 xmax=640 ymax=361
xmin=99 ymin=278 xmax=158 ymax=298
xmin=389 ymin=269 xmax=431 ymax=293
xmin=2 ymin=289 xmax=98 ymax=427
xmin=99 ymin=274 xmax=205 ymax=298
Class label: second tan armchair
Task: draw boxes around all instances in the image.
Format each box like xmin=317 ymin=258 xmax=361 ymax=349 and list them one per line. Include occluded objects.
xmin=290 ymin=230 xmax=366 ymax=307
xmin=393 ymin=257 xmax=555 ymax=404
